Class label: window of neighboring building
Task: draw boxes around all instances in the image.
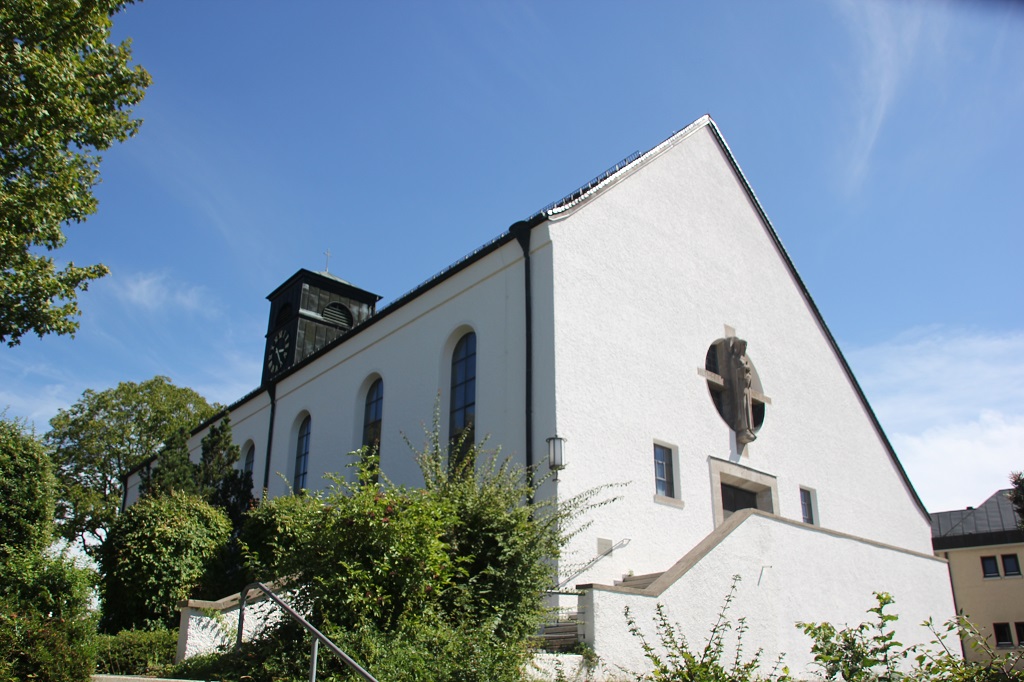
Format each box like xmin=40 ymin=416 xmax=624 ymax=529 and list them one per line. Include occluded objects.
xmin=982 ymin=556 xmax=1001 ymax=578
xmin=800 ymin=487 xmax=816 ymax=525
xmin=294 ymin=415 xmax=311 ymax=491
xmin=243 ymin=443 xmax=255 ymax=476
xmin=1016 ymin=623 xmax=1024 ymax=647
xmin=994 ymin=622 xmax=1013 ymax=648
xmin=654 ymin=444 xmax=675 ymax=498
xmin=449 ymin=332 xmax=476 ymax=469
xmin=721 ymin=483 xmax=758 ymax=515
xmin=1002 ymin=554 xmax=1021 ymax=577
xmin=362 ymin=378 xmax=383 ymax=449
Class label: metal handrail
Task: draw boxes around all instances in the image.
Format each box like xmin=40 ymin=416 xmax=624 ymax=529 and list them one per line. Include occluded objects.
xmin=236 ymin=581 xmax=378 ymax=682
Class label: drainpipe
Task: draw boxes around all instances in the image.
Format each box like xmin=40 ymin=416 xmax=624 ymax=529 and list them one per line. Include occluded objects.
xmin=262 ymin=383 xmax=277 ymax=497
xmin=509 ymin=214 xmax=546 ymax=492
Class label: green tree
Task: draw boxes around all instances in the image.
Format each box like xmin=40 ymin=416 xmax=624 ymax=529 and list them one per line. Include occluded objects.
xmin=196 ymin=416 xmax=254 ymax=529
xmin=0 ymin=415 xmax=97 ymax=682
xmin=45 ymin=376 xmax=217 ymax=552
xmin=98 ymin=491 xmax=230 ymax=633
xmin=0 ymin=0 xmax=151 ymax=346
xmin=1010 ymin=471 xmax=1024 ymax=530
xmin=145 ymin=416 xmax=255 ymax=529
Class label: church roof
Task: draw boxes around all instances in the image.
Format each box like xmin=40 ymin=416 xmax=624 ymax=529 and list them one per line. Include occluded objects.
xmin=931 ymin=489 xmax=1024 ymax=550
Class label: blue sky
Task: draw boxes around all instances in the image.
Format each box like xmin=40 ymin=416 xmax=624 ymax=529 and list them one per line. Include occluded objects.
xmin=3 ymin=0 xmax=1022 ymax=512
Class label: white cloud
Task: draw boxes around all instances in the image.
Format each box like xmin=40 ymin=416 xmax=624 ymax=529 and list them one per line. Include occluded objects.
xmin=836 ymin=0 xmax=948 ymax=191
xmin=846 ymin=327 xmax=1024 ymax=512
xmin=890 ymin=411 xmax=1023 ymax=512
xmin=110 ymin=271 xmax=213 ymax=317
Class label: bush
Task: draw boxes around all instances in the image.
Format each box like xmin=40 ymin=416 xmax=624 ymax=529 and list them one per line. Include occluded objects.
xmin=0 ymin=416 xmax=98 ymax=682
xmin=0 ymin=415 xmax=56 ymax=559
xmin=215 ymin=423 xmax=615 ymax=682
xmin=94 ymin=627 xmax=178 ymax=675
xmin=99 ymin=491 xmax=231 ymax=632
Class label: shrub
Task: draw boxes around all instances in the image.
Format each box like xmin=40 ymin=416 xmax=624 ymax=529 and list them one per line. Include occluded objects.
xmin=625 ymin=575 xmax=786 ymax=682
xmin=98 ymin=491 xmax=231 ymax=632
xmin=0 ymin=416 xmax=98 ymax=682
xmin=94 ymin=627 xmax=178 ymax=675
xmin=0 ymin=415 xmax=56 ymax=559
xmin=798 ymin=592 xmax=907 ymax=681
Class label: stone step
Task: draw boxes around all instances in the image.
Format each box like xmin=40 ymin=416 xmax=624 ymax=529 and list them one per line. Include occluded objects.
xmin=613 ymin=571 xmax=663 ymax=589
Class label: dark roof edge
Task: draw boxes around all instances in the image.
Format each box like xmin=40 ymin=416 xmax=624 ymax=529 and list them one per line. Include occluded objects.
xmin=933 ymin=529 xmax=1024 ymax=551
xmin=199 ymin=214 xmax=549 ymax=429
xmin=703 ymin=117 xmax=931 ymax=521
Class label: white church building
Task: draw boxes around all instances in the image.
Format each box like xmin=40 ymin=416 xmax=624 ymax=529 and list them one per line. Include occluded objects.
xmin=154 ymin=115 xmax=955 ymax=676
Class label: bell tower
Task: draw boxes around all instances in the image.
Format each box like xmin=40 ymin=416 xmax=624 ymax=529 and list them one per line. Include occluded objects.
xmin=262 ymin=269 xmax=381 ymax=385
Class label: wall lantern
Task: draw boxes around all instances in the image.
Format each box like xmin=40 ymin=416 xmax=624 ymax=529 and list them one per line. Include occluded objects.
xmin=547 ymin=435 xmax=566 ymax=477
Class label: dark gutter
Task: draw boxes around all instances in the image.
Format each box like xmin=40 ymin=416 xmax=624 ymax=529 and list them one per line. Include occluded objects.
xmin=262 ymin=383 xmax=277 ymax=495
xmin=509 ymin=213 xmax=547 ymax=492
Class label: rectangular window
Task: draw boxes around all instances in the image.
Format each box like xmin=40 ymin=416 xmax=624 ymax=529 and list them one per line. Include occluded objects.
xmin=994 ymin=622 xmax=1013 ymax=648
xmin=1002 ymin=554 xmax=1021 ymax=577
xmin=1016 ymin=623 xmax=1024 ymax=646
xmin=800 ymin=487 xmax=816 ymax=525
xmin=654 ymin=444 xmax=674 ymax=498
xmin=981 ymin=556 xmax=1000 ymax=578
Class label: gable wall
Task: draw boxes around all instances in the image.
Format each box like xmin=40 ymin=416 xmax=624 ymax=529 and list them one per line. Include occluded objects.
xmin=547 ymin=123 xmax=931 ymax=587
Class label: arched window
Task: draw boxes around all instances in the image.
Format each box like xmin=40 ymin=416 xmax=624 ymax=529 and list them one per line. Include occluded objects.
xmin=449 ymin=332 xmax=476 ymax=469
xmin=243 ymin=443 xmax=255 ymax=476
xmin=294 ymin=415 xmax=311 ymax=490
xmin=362 ymin=378 xmax=383 ymax=449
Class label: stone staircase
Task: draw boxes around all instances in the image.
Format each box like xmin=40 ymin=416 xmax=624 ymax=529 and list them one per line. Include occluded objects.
xmin=536 ymin=612 xmax=582 ymax=652
xmin=613 ymin=571 xmax=663 ymax=590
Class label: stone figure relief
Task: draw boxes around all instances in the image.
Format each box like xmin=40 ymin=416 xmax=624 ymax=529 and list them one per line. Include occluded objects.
xmin=703 ymin=333 xmax=768 ymax=452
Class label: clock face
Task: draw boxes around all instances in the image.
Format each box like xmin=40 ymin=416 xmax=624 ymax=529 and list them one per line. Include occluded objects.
xmin=266 ymin=329 xmax=290 ymax=374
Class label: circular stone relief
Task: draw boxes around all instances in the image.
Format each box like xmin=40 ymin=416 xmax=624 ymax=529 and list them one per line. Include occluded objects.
xmin=704 ymin=337 xmax=765 ymax=446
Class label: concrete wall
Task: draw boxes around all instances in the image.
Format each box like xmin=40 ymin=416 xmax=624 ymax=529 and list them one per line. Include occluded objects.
xmin=579 ymin=510 xmax=955 ymax=679
xmin=176 ymin=588 xmax=283 ymax=662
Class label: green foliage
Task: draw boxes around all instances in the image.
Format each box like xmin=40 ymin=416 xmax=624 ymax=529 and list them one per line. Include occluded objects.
xmin=238 ymin=489 xmax=322 ymax=582
xmin=46 ymin=376 xmax=217 ymax=551
xmin=912 ymin=616 xmax=1024 ymax=682
xmin=260 ymin=452 xmax=457 ymax=634
xmin=798 ymin=592 xmax=907 ymax=681
xmin=0 ymin=414 xmax=56 ymax=558
xmin=145 ymin=427 xmax=200 ymax=497
xmin=216 ymin=422 xmax=615 ymax=682
xmin=625 ymin=575 xmax=785 ymax=682
xmin=98 ymin=491 xmax=231 ymax=632
xmin=94 ymin=627 xmax=177 ymax=676
xmin=145 ymin=416 xmax=255 ymax=529
xmin=1010 ymin=471 xmax=1024 ymax=530
xmin=0 ymin=0 xmax=150 ymax=345
xmin=0 ymin=415 xmax=98 ymax=682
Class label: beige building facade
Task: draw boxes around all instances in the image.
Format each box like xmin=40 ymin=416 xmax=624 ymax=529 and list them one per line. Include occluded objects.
xmin=932 ymin=490 xmax=1024 ymax=661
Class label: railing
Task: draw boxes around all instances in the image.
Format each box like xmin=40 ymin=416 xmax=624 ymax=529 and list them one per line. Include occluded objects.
xmin=236 ymin=582 xmax=378 ymax=682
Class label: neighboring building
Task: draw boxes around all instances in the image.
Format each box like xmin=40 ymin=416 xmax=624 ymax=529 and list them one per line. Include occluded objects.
xmin=932 ymin=490 xmax=1024 ymax=661
xmin=142 ymin=115 xmax=955 ymax=676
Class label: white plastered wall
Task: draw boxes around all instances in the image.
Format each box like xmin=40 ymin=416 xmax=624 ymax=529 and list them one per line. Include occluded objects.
xmin=579 ymin=511 xmax=955 ymax=679
xmin=546 ymin=121 xmax=934 ymax=592
xmin=188 ymin=238 xmax=533 ymax=500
